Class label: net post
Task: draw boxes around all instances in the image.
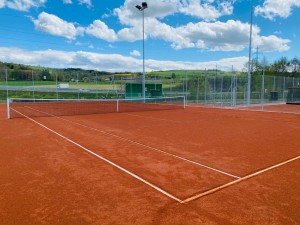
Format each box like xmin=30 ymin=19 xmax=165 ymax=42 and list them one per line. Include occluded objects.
xmin=7 ymin=98 xmax=10 ymax=119
xmin=117 ymin=99 xmax=119 ymax=112
xmin=183 ymin=96 xmax=186 ymax=109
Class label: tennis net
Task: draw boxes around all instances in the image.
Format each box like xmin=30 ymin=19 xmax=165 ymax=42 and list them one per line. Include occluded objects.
xmin=7 ymin=96 xmax=185 ymax=119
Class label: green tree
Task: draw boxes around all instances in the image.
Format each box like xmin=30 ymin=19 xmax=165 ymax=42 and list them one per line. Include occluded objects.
xmin=272 ymin=57 xmax=289 ymax=76
xmin=290 ymin=57 xmax=300 ymax=76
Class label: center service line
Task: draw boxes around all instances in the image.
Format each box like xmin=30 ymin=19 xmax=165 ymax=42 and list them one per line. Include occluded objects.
xmin=12 ymin=108 xmax=183 ymax=203
xmin=182 ymin=155 xmax=300 ymax=203
xmin=24 ymin=105 xmax=241 ymax=179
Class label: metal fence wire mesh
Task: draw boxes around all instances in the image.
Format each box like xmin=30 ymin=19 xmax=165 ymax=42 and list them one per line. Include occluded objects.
xmin=1 ymin=69 xmax=300 ymax=113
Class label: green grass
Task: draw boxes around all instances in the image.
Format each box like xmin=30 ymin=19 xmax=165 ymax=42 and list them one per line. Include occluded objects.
xmin=0 ymin=90 xmax=123 ymax=101
xmin=0 ymin=80 xmax=122 ymax=89
xmin=0 ymin=81 xmax=56 ymax=86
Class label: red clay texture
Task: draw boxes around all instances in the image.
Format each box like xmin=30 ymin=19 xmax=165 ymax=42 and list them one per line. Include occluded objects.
xmin=0 ymin=103 xmax=299 ymax=225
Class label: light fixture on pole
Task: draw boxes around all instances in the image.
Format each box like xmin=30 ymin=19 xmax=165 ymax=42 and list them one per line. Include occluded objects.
xmin=136 ymin=2 xmax=148 ymax=100
xmin=247 ymin=0 xmax=253 ymax=106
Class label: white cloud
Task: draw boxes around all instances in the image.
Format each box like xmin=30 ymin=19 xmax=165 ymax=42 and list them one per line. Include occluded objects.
xmin=78 ymin=0 xmax=92 ymax=8
xmin=139 ymin=19 xmax=290 ymax=52
xmin=115 ymin=0 xmax=235 ymax=26
xmin=101 ymin=13 xmax=110 ymax=19
xmin=253 ymin=35 xmax=290 ymax=52
xmin=117 ymin=26 xmax=143 ymax=42
xmin=63 ymin=0 xmax=72 ymax=4
xmin=0 ymin=0 xmax=6 ymax=8
xmin=130 ymin=50 xmax=141 ymax=57
xmin=108 ymin=44 xmax=116 ymax=48
xmin=255 ymin=0 xmax=300 ymax=20
xmin=111 ymin=0 xmax=289 ymax=53
xmin=3 ymin=0 xmax=289 ymax=56
xmin=85 ymin=20 xmax=118 ymax=42
xmin=32 ymin=12 xmax=84 ymax=40
xmin=177 ymin=20 xmax=253 ymax=50
xmin=178 ymin=0 xmax=235 ymax=21
xmin=114 ymin=0 xmax=178 ymax=27
xmin=0 ymin=48 xmax=74 ymax=67
xmin=24 ymin=1 xmax=290 ymax=54
xmin=4 ymin=0 xmax=46 ymax=11
xmin=0 ymin=47 xmax=248 ymax=72
xmin=63 ymin=0 xmax=93 ymax=7
xmin=146 ymin=56 xmax=248 ymax=72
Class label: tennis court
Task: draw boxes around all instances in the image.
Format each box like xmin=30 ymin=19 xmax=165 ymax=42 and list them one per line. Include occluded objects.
xmin=0 ymin=98 xmax=299 ymax=224
xmin=237 ymin=103 xmax=300 ymax=114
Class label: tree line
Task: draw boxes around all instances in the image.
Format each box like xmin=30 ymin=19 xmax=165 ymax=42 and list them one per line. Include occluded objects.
xmin=1 ymin=56 xmax=300 ymax=81
xmin=250 ymin=56 xmax=300 ymax=77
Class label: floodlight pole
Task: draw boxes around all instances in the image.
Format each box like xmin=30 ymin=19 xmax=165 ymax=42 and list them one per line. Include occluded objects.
xmin=136 ymin=2 xmax=148 ymax=100
xmin=247 ymin=0 xmax=253 ymax=106
xmin=142 ymin=8 xmax=145 ymax=100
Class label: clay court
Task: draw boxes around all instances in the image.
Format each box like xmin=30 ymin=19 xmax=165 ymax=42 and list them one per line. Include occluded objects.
xmin=0 ymin=101 xmax=299 ymax=224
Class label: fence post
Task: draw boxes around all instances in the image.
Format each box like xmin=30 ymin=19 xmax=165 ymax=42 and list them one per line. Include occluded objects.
xmin=244 ymin=84 xmax=246 ymax=106
xmin=283 ymin=76 xmax=285 ymax=102
xmin=220 ymin=75 xmax=223 ymax=107
xmin=196 ymin=76 xmax=199 ymax=104
xmin=185 ymin=71 xmax=188 ymax=102
xmin=231 ymin=76 xmax=233 ymax=107
xmin=32 ymin=70 xmax=35 ymax=100
xmin=96 ymin=73 xmax=98 ymax=99
xmin=204 ymin=69 xmax=207 ymax=106
xmin=130 ymin=82 xmax=132 ymax=98
xmin=55 ymin=71 xmax=58 ymax=100
xmin=234 ymin=75 xmax=237 ymax=107
xmin=7 ymin=97 xmax=10 ymax=119
xmin=77 ymin=73 xmax=79 ymax=100
xmin=213 ymin=74 xmax=216 ymax=106
xmin=5 ymin=69 xmax=9 ymax=100
xmin=170 ymin=78 xmax=172 ymax=97
xmin=182 ymin=75 xmax=184 ymax=99
xmin=261 ymin=73 xmax=264 ymax=111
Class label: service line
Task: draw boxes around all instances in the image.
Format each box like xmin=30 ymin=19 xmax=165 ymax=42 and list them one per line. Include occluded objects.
xmin=23 ymin=105 xmax=240 ymax=179
xmin=182 ymin=155 xmax=300 ymax=203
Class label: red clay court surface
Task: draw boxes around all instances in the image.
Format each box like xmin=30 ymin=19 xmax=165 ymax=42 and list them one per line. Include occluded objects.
xmin=237 ymin=103 xmax=300 ymax=114
xmin=0 ymin=103 xmax=299 ymax=224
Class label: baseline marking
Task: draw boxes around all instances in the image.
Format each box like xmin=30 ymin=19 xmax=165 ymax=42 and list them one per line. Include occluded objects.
xmin=238 ymin=108 xmax=300 ymax=115
xmin=24 ymin=106 xmax=240 ymax=179
xmin=11 ymin=108 xmax=183 ymax=203
xmin=182 ymin=155 xmax=300 ymax=203
xmin=187 ymin=104 xmax=300 ymax=115
xmin=186 ymin=106 xmax=300 ymax=125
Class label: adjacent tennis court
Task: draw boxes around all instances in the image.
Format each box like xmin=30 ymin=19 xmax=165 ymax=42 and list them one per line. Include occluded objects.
xmin=0 ymin=98 xmax=299 ymax=224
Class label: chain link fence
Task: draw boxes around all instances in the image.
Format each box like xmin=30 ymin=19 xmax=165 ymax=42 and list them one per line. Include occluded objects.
xmin=1 ymin=69 xmax=300 ymax=113
xmin=0 ymin=69 xmax=126 ymax=101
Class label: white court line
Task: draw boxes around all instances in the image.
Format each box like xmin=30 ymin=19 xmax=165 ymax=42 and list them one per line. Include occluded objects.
xmin=187 ymin=106 xmax=300 ymax=126
xmin=23 ymin=106 xmax=240 ymax=179
xmin=187 ymin=104 xmax=300 ymax=115
xmin=235 ymin=103 xmax=286 ymax=107
xmin=11 ymin=108 xmax=183 ymax=203
xmin=237 ymin=108 xmax=300 ymax=115
xmin=182 ymin=155 xmax=300 ymax=203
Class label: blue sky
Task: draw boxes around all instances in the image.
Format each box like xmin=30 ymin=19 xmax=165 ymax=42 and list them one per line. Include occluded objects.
xmin=0 ymin=0 xmax=299 ymax=72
